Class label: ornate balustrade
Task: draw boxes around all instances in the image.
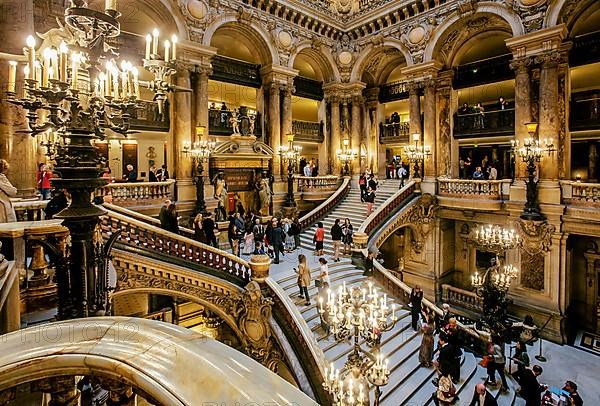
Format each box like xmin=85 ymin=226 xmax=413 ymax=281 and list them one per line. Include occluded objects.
xmin=454 ymin=107 xmax=515 ymax=137
xmin=571 ymin=30 xmax=600 ymax=67
xmin=379 ymin=80 xmax=410 ymax=102
xmin=103 ymin=203 xmax=195 ymax=239
xmin=561 ymin=180 xmax=600 ymax=207
xmin=295 ymin=175 xmax=339 ymax=192
xmin=13 ymin=199 xmax=48 ymax=221
xmin=292 ymin=119 xmax=324 ymax=142
xmin=570 ymin=89 xmax=600 ymax=131
xmin=359 ymin=181 xmax=418 ymax=236
xmin=129 ymin=99 xmax=170 ymax=132
xmin=441 ymin=284 xmax=483 ymax=312
xmin=100 ymin=209 xmax=251 ymax=285
xmin=96 ymin=179 xmax=175 ymax=206
xmin=438 ymin=179 xmax=510 ymax=200
xmin=293 ymin=76 xmax=324 ymax=101
xmin=379 ymin=121 xmax=410 ymax=143
xmin=453 ymin=54 xmax=513 ymax=89
xmin=210 ymin=55 xmax=262 ymax=88
xmin=208 ymin=108 xmax=262 ymax=136
xmin=299 ymin=177 xmax=351 ymax=230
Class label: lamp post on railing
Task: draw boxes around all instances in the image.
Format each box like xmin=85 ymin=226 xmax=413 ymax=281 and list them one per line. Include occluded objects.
xmin=279 ymin=133 xmax=302 ymax=208
xmin=337 ymin=139 xmax=357 ymax=176
xmin=183 ymin=126 xmax=216 ymax=216
xmin=404 ymin=132 xmax=431 ymax=178
xmin=511 ymin=122 xmax=555 ymax=221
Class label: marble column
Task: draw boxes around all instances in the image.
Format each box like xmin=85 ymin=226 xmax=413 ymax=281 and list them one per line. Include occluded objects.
xmin=281 ymin=83 xmax=293 ymax=146
xmin=351 ymin=95 xmax=362 ymax=175
xmin=268 ymin=83 xmax=281 ymax=176
xmin=0 ymin=0 xmax=36 ymax=196
xmin=194 ymin=66 xmax=212 ymax=141
xmin=408 ymin=82 xmax=422 ymax=137
xmin=537 ymin=51 xmax=561 ymax=181
xmin=329 ymin=96 xmax=341 ymax=175
xmin=317 ymin=99 xmax=329 ymax=174
xmin=423 ymin=80 xmax=437 ymax=182
xmin=437 ymin=85 xmax=452 ymax=178
xmin=173 ymin=67 xmax=194 ymax=200
xmin=589 ymin=142 xmax=597 ymax=182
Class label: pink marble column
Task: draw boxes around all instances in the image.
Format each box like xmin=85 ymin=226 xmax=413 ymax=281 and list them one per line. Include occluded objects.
xmin=423 ymin=80 xmax=436 ymax=179
xmin=173 ymin=68 xmax=193 ymax=182
xmin=536 ymin=51 xmax=561 ymax=181
xmin=510 ymin=57 xmax=533 ymax=179
xmin=351 ymin=95 xmax=362 ymax=175
xmin=329 ymin=95 xmax=341 ymax=175
xmin=408 ymin=82 xmax=422 ymax=137
xmin=268 ymin=83 xmax=281 ymax=176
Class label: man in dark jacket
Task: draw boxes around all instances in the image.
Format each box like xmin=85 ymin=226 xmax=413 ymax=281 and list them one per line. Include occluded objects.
xmin=202 ymin=212 xmax=218 ymax=248
xmin=435 ymin=334 xmax=455 ymax=378
xmin=159 ymin=200 xmax=179 ymax=234
xmin=271 ymin=218 xmax=285 ymax=264
xmin=469 ymin=383 xmax=498 ymax=406
xmin=520 ymin=365 xmax=545 ymax=406
xmin=409 ymin=286 xmax=424 ymax=331
xmin=331 ymin=219 xmax=343 ymax=262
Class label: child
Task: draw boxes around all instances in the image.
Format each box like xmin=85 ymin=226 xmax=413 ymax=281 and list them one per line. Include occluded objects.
xmin=253 ymin=241 xmax=265 ymax=255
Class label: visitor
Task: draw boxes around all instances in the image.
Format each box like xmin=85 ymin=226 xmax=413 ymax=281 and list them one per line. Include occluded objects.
xmin=303 ymin=160 xmax=312 ymax=177
xmin=233 ymin=212 xmax=245 ymax=235
xmin=342 ymin=218 xmax=353 ymax=255
xmin=312 ymin=162 xmax=319 ymax=177
xmin=519 ymin=365 xmax=545 ymax=406
xmin=398 ymin=164 xmax=407 ymax=188
xmin=243 ymin=228 xmax=254 ymax=255
xmin=283 ymin=218 xmax=294 ymax=252
xmin=102 ymin=167 xmax=113 ymax=182
xmin=365 ymin=186 xmax=376 ymax=216
xmin=434 ymin=333 xmax=454 ymax=379
xmin=511 ymin=340 xmax=530 ymax=385
xmin=468 ymin=383 xmax=497 ymax=406
xmin=202 ymin=212 xmax=218 ymax=248
xmin=436 ymin=303 xmax=452 ymax=333
xmin=36 ymin=163 xmax=52 ymax=200
xmin=253 ymin=241 xmax=265 ymax=255
xmin=193 ymin=213 xmax=207 ymax=244
xmin=444 ymin=318 xmax=463 ymax=383
xmin=364 ymin=251 xmax=375 ymax=276
xmin=464 ymin=156 xmax=472 ymax=178
xmin=159 ymin=199 xmax=179 ymax=234
xmin=563 ymin=380 xmax=583 ymax=406
xmin=419 ymin=311 xmax=435 ymax=368
xmin=359 ymin=173 xmax=367 ymax=202
xmin=431 ymin=373 xmax=457 ymax=406
xmin=473 ymin=166 xmax=485 ymax=180
xmin=317 ymin=257 xmax=330 ymax=291
xmin=0 ymin=160 xmax=17 ymax=223
xmin=44 ymin=189 xmax=69 ymax=219
xmin=156 ymin=164 xmax=170 ymax=181
xmin=123 ymin=164 xmax=137 ymax=182
xmin=294 ymin=254 xmax=311 ymax=306
xmin=149 ymin=165 xmax=158 ymax=182
xmin=228 ymin=221 xmax=240 ymax=257
xmin=253 ymin=219 xmax=265 ymax=246
xmin=368 ymin=174 xmax=379 ymax=191
xmin=291 ymin=218 xmax=301 ymax=250
xmin=474 ymin=102 xmax=485 ymax=129
xmin=486 ymin=336 xmax=509 ymax=392
xmin=410 ymin=285 xmax=424 ymax=331
xmin=388 ymin=161 xmax=395 ymax=179
xmin=331 ymin=218 xmax=343 ymax=262
xmin=488 ymin=164 xmax=498 ymax=180
xmin=314 ymin=221 xmax=325 ymax=256
xmin=271 ymin=218 xmax=285 ymax=264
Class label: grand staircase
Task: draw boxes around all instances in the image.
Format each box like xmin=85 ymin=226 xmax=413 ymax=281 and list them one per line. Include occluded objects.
xmin=272 ymin=179 xmax=524 ymax=406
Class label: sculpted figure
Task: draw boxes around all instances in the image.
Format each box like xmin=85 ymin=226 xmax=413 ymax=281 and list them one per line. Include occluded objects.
xmin=213 ymin=172 xmax=228 ymax=221
xmin=230 ymin=108 xmax=240 ymax=135
xmin=256 ymin=171 xmax=272 ymax=216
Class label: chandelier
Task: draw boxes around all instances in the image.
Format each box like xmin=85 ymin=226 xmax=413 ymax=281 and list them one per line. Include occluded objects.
xmin=336 ymin=139 xmax=357 ymax=176
xmin=473 ymin=224 xmax=520 ymax=254
xmin=319 ymin=282 xmax=397 ymax=405
xmin=183 ymin=139 xmax=216 ymax=159
xmin=3 ymin=0 xmax=179 ymax=319
xmin=403 ymin=133 xmax=431 ymax=178
xmin=471 ymin=263 xmax=518 ymax=293
xmin=279 ymin=133 xmax=302 ymax=208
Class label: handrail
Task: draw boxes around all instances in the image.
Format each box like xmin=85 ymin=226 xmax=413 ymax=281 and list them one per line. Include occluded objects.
xmin=456 ymin=107 xmax=515 ymax=117
xmin=103 ymin=203 xmax=195 ymax=239
xmin=12 ymin=199 xmax=48 ymax=221
xmin=438 ymin=179 xmax=510 ymax=199
xmin=101 ymin=209 xmax=251 ymax=284
xmin=359 ymin=181 xmax=417 ymax=236
xmin=560 ymin=180 xmax=600 ymax=204
xmin=294 ymin=175 xmax=339 ymax=192
xmin=96 ymin=179 xmax=175 ymax=204
xmin=441 ymin=283 xmax=483 ymax=312
xmin=299 ymin=177 xmax=351 ymax=230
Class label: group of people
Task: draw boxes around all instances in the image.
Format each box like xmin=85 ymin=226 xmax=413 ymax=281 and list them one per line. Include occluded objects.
xmin=299 ymin=157 xmax=319 ymax=178
xmin=385 ymin=160 xmax=410 ymax=186
xmin=312 ymin=218 xmax=354 ymax=260
xmin=457 ymin=97 xmax=512 ymax=130
xmin=459 ymin=154 xmax=499 ymax=180
xmin=359 ymin=171 xmax=379 ymax=215
xmin=148 ymin=164 xmax=170 ymax=182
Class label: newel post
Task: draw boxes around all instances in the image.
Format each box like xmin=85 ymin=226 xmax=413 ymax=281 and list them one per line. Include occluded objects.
xmin=249 ymin=254 xmax=271 ymax=285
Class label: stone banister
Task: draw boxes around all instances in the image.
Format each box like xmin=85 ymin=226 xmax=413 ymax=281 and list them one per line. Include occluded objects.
xmin=438 ymin=179 xmax=511 ymax=200
xmin=299 ymin=177 xmax=351 ymax=230
xmin=101 ymin=209 xmax=251 ymax=285
xmin=12 ymin=199 xmax=48 ymax=222
xmin=295 ymin=175 xmax=340 ymax=193
xmin=561 ymin=180 xmax=600 ymax=207
xmin=441 ymin=283 xmax=483 ymax=312
xmin=0 ymin=317 xmax=317 ymax=405
xmin=97 ymin=179 xmax=175 ymax=206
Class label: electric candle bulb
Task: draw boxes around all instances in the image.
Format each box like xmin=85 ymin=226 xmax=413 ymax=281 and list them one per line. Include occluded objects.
xmin=171 ymin=34 xmax=178 ymax=60
xmin=58 ymin=41 xmax=68 ymax=81
xmin=7 ymin=61 xmax=17 ymax=93
xmin=145 ymin=34 xmax=152 ymax=59
xmin=25 ymin=35 xmax=36 ymax=76
xmin=152 ymin=28 xmax=159 ymax=55
xmin=131 ymin=67 xmax=140 ymax=99
xmin=164 ymin=39 xmax=171 ymax=62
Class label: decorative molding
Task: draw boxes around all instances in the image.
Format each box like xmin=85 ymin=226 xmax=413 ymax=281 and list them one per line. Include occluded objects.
xmin=514 ymin=219 xmax=556 ymax=255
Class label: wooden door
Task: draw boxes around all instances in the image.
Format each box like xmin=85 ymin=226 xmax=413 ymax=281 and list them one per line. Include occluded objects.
xmin=122 ymin=143 xmax=138 ymax=177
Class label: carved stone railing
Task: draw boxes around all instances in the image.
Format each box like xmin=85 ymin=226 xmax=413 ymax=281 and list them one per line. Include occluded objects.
xmin=438 ymin=179 xmax=510 ymax=200
xmin=561 ymin=180 xmax=600 ymax=207
xmin=13 ymin=199 xmax=48 ymax=221
xmin=129 ymin=99 xmax=170 ymax=132
xmin=210 ymin=55 xmax=262 ymax=88
xmin=359 ymin=181 xmax=418 ymax=236
xmin=293 ymin=76 xmax=324 ymax=101
xmin=95 ymin=179 xmax=175 ymax=206
xmin=299 ymin=177 xmax=351 ymax=230
xmin=292 ymin=119 xmax=324 ymax=142
xmin=379 ymin=122 xmax=410 ymax=143
xmin=379 ymin=80 xmax=410 ymax=102
xmin=208 ymin=108 xmax=262 ymax=136
xmin=100 ymin=209 xmax=251 ymax=285
xmin=0 ymin=317 xmax=317 ymax=405
xmin=441 ymin=284 xmax=483 ymax=312
xmin=295 ymin=175 xmax=339 ymax=192
xmin=454 ymin=108 xmax=515 ymax=137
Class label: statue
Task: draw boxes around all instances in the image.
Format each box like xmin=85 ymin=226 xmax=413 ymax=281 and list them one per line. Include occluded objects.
xmin=230 ymin=108 xmax=240 ymax=135
xmin=256 ymin=171 xmax=273 ymax=216
xmin=213 ymin=171 xmax=228 ymax=221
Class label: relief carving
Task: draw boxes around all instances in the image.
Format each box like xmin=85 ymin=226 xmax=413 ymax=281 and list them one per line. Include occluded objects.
xmin=514 ymin=219 xmax=555 ymax=291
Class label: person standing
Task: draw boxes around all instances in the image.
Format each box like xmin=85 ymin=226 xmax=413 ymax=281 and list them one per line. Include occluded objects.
xmin=331 ymin=219 xmax=343 ymax=262
xmin=228 ymin=221 xmax=240 ymax=257
xmin=486 ymin=337 xmax=509 ymax=392
xmin=511 ymin=340 xmax=530 ymax=385
xmin=419 ymin=312 xmax=435 ymax=368
xmin=123 ymin=164 xmax=137 ymax=182
xmin=488 ymin=164 xmax=498 ymax=180
xmin=398 ymin=165 xmax=407 ymax=188
xmin=295 ymin=254 xmax=311 ymax=306
xmin=468 ymin=383 xmax=498 ymax=406
xmin=193 ymin=213 xmax=207 ymax=244
xmin=314 ymin=222 xmax=325 ymax=256
xmin=0 ymin=160 xmax=17 ymax=223
xmin=434 ymin=333 xmax=454 ymax=380
xmin=157 ymin=164 xmax=170 ymax=181
xmin=563 ymin=380 xmax=583 ymax=406
xmin=148 ymin=165 xmax=158 ymax=182
xmin=365 ymin=187 xmax=376 ymax=216
xmin=271 ymin=218 xmax=285 ymax=264
xmin=159 ymin=200 xmax=179 ymax=234
xmin=410 ymin=286 xmax=424 ymax=331
xmin=317 ymin=258 xmax=330 ymax=290
xmin=202 ymin=212 xmax=218 ymax=248
xmin=368 ymin=175 xmax=378 ymax=191
xmin=253 ymin=219 xmax=265 ymax=246
xmin=291 ymin=218 xmax=301 ymax=250
xmin=359 ymin=173 xmax=367 ymax=202
xmin=342 ymin=218 xmax=353 ymax=255
xmin=473 ymin=166 xmax=485 ymax=180
xmin=520 ymin=365 xmax=545 ymax=406
xmin=36 ymin=163 xmax=52 ymax=200
xmin=363 ymin=251 xmax=375 ymax=276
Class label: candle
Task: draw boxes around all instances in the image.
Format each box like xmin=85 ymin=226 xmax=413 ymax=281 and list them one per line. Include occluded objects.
xmin=112 ymin=73 xmax=119 ymax=98
xmin=171 ymin=34 xmax=178 ymax=60
xmin=7 ymin=61 xmax=17 ymax=93
xmin=48 ymin=66 xmax=54 ymax=82
xmin=152 ymin=28 xmax=159 ymax=55
xmin=49 ymin=48 xmax=58 ymax=80
xmin=34 ymin=61 xmax=41 ymax=87
xmin=42 ymin=48 xmax=51 ymax=87
xmin=132 ymin=67 xmax=140 ymax=99
xmin=59 ymin=41 xmax=68 ymax=81
xmin=71 ymin=53 xmax=80 ymax=88
xmin=145 ymin=34 xmax=152 ymax=59
xmin=26 ymin=35 xmax=36 ymax=77
xmin=105 ymin=0 xmax=117 ymax=10
xmin=164 ymin=40 xmax=171 ymax=62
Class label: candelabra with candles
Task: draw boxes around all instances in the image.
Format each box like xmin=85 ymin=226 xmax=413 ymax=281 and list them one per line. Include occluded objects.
xmin=404 ymin=132 xmax=431 ymax=178
xmin=336 ymin=139 xmax=357 ymax=176
xmin=511 ymin=122 xmax=556 ymax=221
xmin=473 ymin=224 xmax=520 ymax=254
xmin=3 ymin=0 xmax=180 ymax=319
xmin=278 ymin=133 xmax=302 ymax=207
xmin=183 ymin=126 xmax=216 ymax=216
xmin=319 ymin=281 xmax=397 ymax=405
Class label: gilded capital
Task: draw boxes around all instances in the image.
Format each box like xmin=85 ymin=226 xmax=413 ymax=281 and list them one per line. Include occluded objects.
xmin=406 ymin=81 xmax=423 ymax=94
xmin=509 ymin=57 xmax=533 ymax=74
xmin=534 ymin=51 xmax=563 ymax=68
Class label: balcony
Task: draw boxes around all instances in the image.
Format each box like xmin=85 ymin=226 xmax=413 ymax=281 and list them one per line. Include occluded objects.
xmin=453 ymin=106 xmax=514 ymax=138
xmin=571 ymin=30 xmax=600 ymax=67
xmin=437 ymin=179 xmax=511 ymax=211
xmin=293 ymin=76 xmax=324 ymax=101
xmin=208 ymin=109 xmax=262 ymax=136
xmin=570 ymin=89 xmax=600 ymax=131
xmin=561 ymin=180 xmax=600 ymax=208
xmin=209 ymin=55 xmax=261 ymax=88
xmin=292 ymin=120 xmax=323 ymax=143
xmin=129 ymin=100 xmax=170 ymax=132
xmin=379 ymin=80 xmax=410 ymax=103
xmin=379 ymin=121 xmax=409 ymax=144
xmin=453 ymin=54 xmax=514 ymax=89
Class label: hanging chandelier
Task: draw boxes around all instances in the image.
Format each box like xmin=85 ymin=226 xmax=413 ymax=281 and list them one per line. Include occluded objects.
xmin=473 ymin=224 xmax=521 ymax=254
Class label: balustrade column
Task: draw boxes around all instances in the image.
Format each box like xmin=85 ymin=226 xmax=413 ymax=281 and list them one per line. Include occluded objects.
xmin=510 ymin=57 xmax=533 ymax=180
xmin=268 ymin=83 xmax=281 ymax=176
xmin=351 ymin=95 xmax=362 ymax=175
xmin=537 ymin=51 xmax=561 ymax=181
xmin=194 ymin=65 xmax=212 ymax=141
xmin=329 ymin=96 xmax=341 ymax=175
xmin=408 ymin=82 xmax=422 ymax=136
xmin=423 ymin=80 xmax=437 ymax=183
xmin=173 ymin=66 xmax=194 ymax=199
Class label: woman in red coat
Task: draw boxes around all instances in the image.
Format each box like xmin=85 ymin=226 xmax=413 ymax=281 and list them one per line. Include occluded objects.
xmin=36 ymin=163 xmax=52 ymax=200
